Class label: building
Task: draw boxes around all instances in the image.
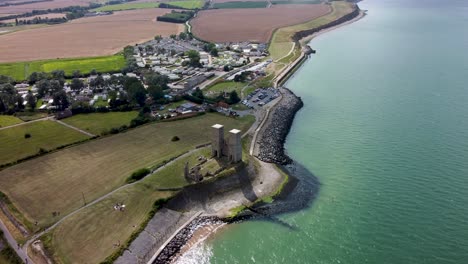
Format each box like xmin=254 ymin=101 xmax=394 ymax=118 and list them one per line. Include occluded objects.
xmin=211 ymin=124 xmax=242 ymax=163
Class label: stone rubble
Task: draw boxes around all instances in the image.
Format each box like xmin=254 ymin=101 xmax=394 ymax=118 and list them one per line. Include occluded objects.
xmin=257 ymin=87 xmax=304 ymax=165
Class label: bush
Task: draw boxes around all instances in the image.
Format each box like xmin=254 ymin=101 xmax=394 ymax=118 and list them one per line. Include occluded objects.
xmin=24 ymin=133 xmax=31 ymax=139
xmin=171 ymin=136 xmax=180 ymax=142
xmin=126 ymin=168 xmax=150 ymax=183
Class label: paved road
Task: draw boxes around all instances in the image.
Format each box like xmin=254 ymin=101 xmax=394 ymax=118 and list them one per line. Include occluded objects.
xmin=0 ymin=116 xmax=51 ymax=131
xmin=0 ymin=219 xmax=33 ymax=263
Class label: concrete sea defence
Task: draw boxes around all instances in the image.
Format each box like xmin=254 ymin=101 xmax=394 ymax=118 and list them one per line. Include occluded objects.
xmin=256 ymin=87 xmax=304 ymax=165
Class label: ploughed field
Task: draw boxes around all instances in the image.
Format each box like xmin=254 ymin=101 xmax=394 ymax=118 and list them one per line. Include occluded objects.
xmin=0 ymin=113 xmax=254 ymax=228
xmin=0 ymin=8 xmax=183 ymax=62
xmin=190 ymin=4 xmax=331 ymax=43
xmin=1 ymin=13 xmax=66 ymax=23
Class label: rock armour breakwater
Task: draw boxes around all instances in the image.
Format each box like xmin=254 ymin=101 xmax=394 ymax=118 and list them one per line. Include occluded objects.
xmin=292 ymin=4 xmax=361 ymax=42
xmin=257 ymin=88 xmax=304 ymax=165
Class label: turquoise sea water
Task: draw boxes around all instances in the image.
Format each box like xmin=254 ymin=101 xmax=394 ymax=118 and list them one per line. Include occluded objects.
xmin=178 ymin=0 xmax=468 ymax=263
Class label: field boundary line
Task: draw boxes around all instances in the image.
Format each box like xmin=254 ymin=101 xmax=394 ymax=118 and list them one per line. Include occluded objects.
xmin=0 ymin=116 xmax=51 ymax=131
xmin=54 ymin=119 xmax=96 ymax=137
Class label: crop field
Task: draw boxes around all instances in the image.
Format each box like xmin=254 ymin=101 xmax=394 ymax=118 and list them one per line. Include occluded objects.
xmin=0 ymin=120 xmax=90 ymax=166
xmin=212 ymin=1 xmax=268 ymax=9
xmin=0 ymin=9 xmax=183 ymax=63
xmin=0 ymin=55 xmax=125 ymax=81
xmin=0 ymin=113 xmax=255 ymax=227
xmin=167 ymin=0 xmax=205 ymax=9
xmin=62 ymin=111 xmax=139 ymax=135
xmin=0 ymin=115 xmax=23 ymax=127
xmin=191 ymin=4 xmax=331 ymax=43
xmin=48 ymin=148 xmax=212 ymax=263
xmin=269 ymin=1 xmax=353 ymax=60
xmin=91 ymin=2 xmax=160 ymax=12
xmin=0 ymin=0 xmax=95 ymax=15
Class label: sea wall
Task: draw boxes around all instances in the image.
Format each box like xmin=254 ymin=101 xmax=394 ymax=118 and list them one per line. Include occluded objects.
xmin=256 ymin=88 xmax=303 ymax=165
xmin=292 ymin=5 xmax=361 ymax=42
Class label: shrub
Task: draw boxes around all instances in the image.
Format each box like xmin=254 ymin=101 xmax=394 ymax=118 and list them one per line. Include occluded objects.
xmin=24 ymin=133 xmax=31 ymax=139
xmin=126 ymin=168 xmax=150 ymax=183
xmin=171 ymin=136 xmax=180 ymax=142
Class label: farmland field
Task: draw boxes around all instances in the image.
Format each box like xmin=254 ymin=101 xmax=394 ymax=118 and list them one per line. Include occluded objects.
xmin=1 ymin=13 xmax=66 ymax=23
xmin=167 ymin=0 xmax=205 ymax=9
xmin=48 ymin=148 xmax=212 ymax=263
xmin=0 ymin=9 xmax=184 ymax=63
xmin=62 ymin=111 xmax=139 ymax=135
xmin=0 ymin=55 xmax=125 ymax=81
xmin=0 ymin=115 xmax=23 ymax=127
xmin=191 ymin=4 xmax=331 ymax=42
xmin=212 ymin=1 xmax=268 ymax=9
xmin=0 ymin=0 xmax=95 ymax=15
xmin=0 ymin=113 xmax=255 ymax=227
xmin=0 ymin=120 xmax=90 ymax=166
xmin=91 ymin=2 xmax=160 ymax=12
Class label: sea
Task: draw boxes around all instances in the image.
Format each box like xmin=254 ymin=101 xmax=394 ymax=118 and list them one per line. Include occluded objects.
xmin=176 ymin=0 xmax=468 ymax=263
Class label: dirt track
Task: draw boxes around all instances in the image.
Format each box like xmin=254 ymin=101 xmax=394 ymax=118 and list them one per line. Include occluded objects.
xmin=191 ymin=4 xmax=331 ymax=43
xmin=0 ymin=9 xmax=183 ymax=62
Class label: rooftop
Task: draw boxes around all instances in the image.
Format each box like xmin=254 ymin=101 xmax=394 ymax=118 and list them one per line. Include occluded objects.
xmin=212 ymin=124 xmax=224 ymax=129
xmin=229 ymin=129 xmax=241 ymax=134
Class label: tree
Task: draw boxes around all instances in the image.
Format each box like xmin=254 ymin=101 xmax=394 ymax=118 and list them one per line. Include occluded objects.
xmin=49 ymin=80 xmax=63 ymax=95
xmin=145 ymin=45 xmax=154 ymax=54
xmin=170 ymin=34 xmax=177 ymax=39
xmin=154 ymin=35 xmax=163 ymax=43
xmin=52 ymin=90 xmax=69 ymax=110
xmin=223 ymin=65 xmax=231 ymax=72
xmin=148 ymin=85 xmax=164 ymax=102
xmin=51 ymin=70 xmax=65 ymax=80
xmin=192 ymin=87 xmax=204 ymax=100
xmin=127 ymin=82 xmax=147 ymax=107
xmin=203 ymin=43 xmax=216 ymax=52
xmin=210 ymin=47 xmax=218 ymax=57
xmin=72 ymin=70 xmax=81 ymax=78
xmin=28 ymin=72 xmax=48 ymax=84
xmin=0 ymin=75 xmax=13 ymax=85
xmin=36 ymin=79 xmax=50 ymax=98
xmin=145 ymin=73 xmax=169 ymax=90
xmin=229 ymin=90 xmax=240 ymax=104
xmin=186 ymin=50 xmax=201 ymax=67
xmin=0 ymin=83 xmax=17 ymax=113
xmin=70 ymin=78 xmax=84 ymax=91
xmin=90 ymin=69 xmax=98 ymax=76
xmin=179 ymin=32 xmax=187 ymax=40
xmin=26 ymin=90 xmax=37 ymax=111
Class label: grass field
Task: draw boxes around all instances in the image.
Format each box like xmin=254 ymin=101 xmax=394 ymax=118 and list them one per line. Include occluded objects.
xmin=15 ymin=112 xmax=49 ymax=122
xmin=0 ymin=55 xmax=125 ymax=81
xmin=205 ymin=81 xmax=245 ymax=96
xmin=48 ymin=147 xmax=216 ymax=264
xmin=269 ymin=1 xmax=354 ymax=60
xmin=0 ymin=113 xmax=255 ymax=228
xmin=92 ymin=0 xmax=204 ymax=11
xmin=0 ymin=115 xmax=23 ymax=128
xmin=169 ymin=0 xmax=205 ymax=9
xmin=213 ymin=1 xmax=268 ymax=9
xmin=62 ymin=112 xmax=138 ymax=135
xmin=0 ymin=120 xmax=90 ymax=166
xmin=91 ymin=2 xmax=159 ymax=11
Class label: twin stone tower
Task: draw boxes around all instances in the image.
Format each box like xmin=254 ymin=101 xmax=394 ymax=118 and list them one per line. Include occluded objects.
xmin=211 ymin=124 xmax=242 ymax=163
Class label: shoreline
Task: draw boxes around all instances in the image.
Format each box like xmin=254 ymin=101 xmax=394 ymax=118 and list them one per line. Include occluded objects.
xmin=165 ymin=8 xmax=367 ymax=263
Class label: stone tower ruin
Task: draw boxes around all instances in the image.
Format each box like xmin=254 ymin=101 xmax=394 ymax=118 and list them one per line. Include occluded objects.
xmin=211 ymin=124 xmax=242 ymax=163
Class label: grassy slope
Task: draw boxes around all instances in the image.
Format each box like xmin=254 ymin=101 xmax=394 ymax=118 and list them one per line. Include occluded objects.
xmin=0 ymin=55 xmax=125 ymax=81
xmin=0 ymin=116 xmax=23 ymax=127
xmin=0 ymin=120 xmax=90 ymax=165
xmin=49 ymin=148 xmax=213 ymax=264
xmin=269 ymin=1 xmax=354 ymax=60
xmin=213 ymin=1 xmax=268 ymax=9
xmin=0 ymin=113 xmax=254 ymax=227
xmin=61 ymin=111 xmax=139 ymax=135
